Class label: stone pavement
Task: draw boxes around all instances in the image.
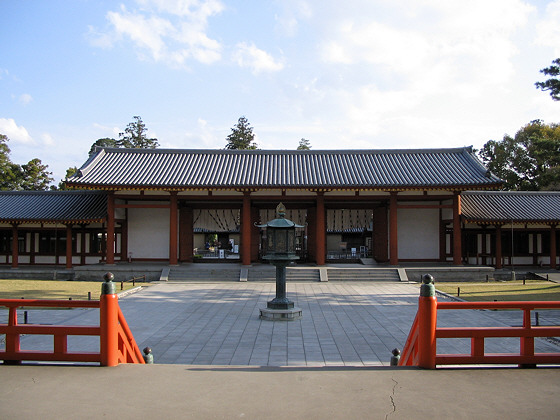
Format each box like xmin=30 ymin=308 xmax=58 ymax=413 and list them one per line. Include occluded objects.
xmin=3 ymin=281 xmax=559 ymax=366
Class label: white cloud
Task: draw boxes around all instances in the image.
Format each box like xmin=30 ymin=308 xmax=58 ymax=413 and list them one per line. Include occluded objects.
xmin=0 ymin=118 xmax=34 ymax=144
xmin=41 ymin=133 xmax=55 ymax=146
xmin=18 ymin=93 xmax=33 ymax=105
xmin=320 ymin=0 xmax=533 ymax=91
xmin=232 ymin=42 xmax=284 ymax=74
xmin=535 ymin=0 xmax=560 ymax=55
xmin=274 ymin=0 xmax=312 ymax=37
xmin=89 ymin=1 xmax=224 ymax=67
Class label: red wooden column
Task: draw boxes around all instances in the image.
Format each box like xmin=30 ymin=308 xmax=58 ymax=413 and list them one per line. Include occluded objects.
xmin=389 ymin=192 xmax=398 ymax=265
xmin=80 ymin=224 xmax=87 ymax=265
xmin=106 ymin=192 xmax=115 ymax=265
xmin=316 ymin=192 xmax=326 ymax=266
xmin=242 ymin=192 xmax=252 ymax=265
xmin=11 ymin=223 xmax=19 ymax=269
xmin=452 ymin=191 xmax=462 ymax=265
xmin=65 ymin=224 xmax=73 ymax=269
xmin=495 ymin=225 xmax=503 ymax=269
xmin=550 ymin=224 xmax=557 ymax=269
xmin=169 ymin=192 xmax=178 ymax=265
xmin=179 ymin=206 xmax=194 ymax=262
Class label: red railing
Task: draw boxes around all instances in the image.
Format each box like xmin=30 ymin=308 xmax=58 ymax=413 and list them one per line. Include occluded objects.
xmin=399 ymin=279 xmax=560 ymax=368
xmin=0 ymin=287 xmax=145 ymax=366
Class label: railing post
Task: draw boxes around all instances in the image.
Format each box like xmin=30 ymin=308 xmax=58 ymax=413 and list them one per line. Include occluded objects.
xmin=100 ymin=272 xmax=119 ymax=367
xmin=418 ymin=274 xmax=437 ymax=369
xmin=520 ymin=307 xmax=536 ymax=368
xmin=5 ymin=306 xmax=22 ymax=364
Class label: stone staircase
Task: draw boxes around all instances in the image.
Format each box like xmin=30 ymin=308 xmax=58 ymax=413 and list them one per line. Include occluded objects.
xmin=326 ymin=268 xmax=400 ymax=282
xmin=166 ymin=265 xmax=399 ymax=282
xmin=167 ymin=266 xmax=241 ymax=282
xmin=247 ymin=266 xmax=320 ymax=282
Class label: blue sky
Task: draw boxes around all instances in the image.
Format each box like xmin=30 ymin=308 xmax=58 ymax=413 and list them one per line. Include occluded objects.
xmin=1 ymin=0 xmax=559 ymax=184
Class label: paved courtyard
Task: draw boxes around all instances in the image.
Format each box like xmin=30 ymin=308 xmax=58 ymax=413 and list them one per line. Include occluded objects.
xmin=3 ymin=280 xmax=559 ymax=366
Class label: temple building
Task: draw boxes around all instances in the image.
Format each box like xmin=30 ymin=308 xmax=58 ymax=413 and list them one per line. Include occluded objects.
xmin=1 ymin=146 xmax=559 ymax=269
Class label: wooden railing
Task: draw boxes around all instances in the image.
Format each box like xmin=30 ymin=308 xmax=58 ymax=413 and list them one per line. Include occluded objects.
xmin=399 ymin=275 xmax=560 ymax=368
xmin=0 ymin=275 xmax=145 ymax=366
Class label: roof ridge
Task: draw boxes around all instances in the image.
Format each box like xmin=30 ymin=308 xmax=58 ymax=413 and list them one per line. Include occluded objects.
xmin=95 ymin=146 xmax=474 ymax=155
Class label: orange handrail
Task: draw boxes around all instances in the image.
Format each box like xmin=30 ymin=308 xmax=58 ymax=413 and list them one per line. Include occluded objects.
xmin=399 ymin=275 xmax=560 ymax=368
xmin=0 ymin=275 xmax=145 ymax=366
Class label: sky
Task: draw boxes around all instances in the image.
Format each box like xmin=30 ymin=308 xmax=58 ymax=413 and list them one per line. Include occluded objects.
xmin=1 ymin=0 xmax=559 ymax=184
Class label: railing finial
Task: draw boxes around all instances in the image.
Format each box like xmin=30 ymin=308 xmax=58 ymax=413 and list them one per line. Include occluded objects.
xmin=420 ymin=273 xmax=435 ymax=297
xmin=102 ymin=272 xmax=116 ymax=295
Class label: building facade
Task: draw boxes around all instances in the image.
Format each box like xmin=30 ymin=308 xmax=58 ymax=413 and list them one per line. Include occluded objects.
xmin=2 ymin=146 xmax=557 ymax=269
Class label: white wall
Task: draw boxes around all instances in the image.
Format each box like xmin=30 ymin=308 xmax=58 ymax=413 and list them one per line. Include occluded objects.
xmin=128 ymin=208 xmax=170 ymax=259
xmin=398 ymin=208 xmax=439 ymax=259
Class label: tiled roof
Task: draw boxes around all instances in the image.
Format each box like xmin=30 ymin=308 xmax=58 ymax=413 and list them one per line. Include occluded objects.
xmin=461 ymin=191 xmax=560 ymax=224
xmin=66 ymin=147 xmax=502 ymax=190
xmin=0 ymin=191 xmax=107 ymax=224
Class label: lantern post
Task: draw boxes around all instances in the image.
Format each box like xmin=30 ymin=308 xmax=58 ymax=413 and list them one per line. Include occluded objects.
xmin=257 ymin=203 xmax=303 ymax=320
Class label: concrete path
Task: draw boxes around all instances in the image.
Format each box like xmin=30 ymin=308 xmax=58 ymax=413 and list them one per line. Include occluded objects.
xmin=1 ymin=364 xmax=559 ymax=419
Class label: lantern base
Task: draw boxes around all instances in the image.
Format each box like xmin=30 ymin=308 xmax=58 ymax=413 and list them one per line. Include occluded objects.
xmin=260 ymin=307 xmax=303 ymax=321
xmin=267 ymin=298 xmax=294 ymax=310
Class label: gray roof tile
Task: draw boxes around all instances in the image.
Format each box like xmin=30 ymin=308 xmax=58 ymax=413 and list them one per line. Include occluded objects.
xmin=461 ymin=191 xmax=560 ymax=224
xmin=67 ymin=147 xmax=502 ymax=190
xmin=0 ymin=191 xmax=107 ymax=224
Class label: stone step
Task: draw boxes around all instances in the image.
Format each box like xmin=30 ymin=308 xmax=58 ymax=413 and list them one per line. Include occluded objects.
xmin=168 ymin=267 xmax=241 ymax=282
xmin=248 ymin=268 xmax=320 ymax=282
xmin=326 ymin=269 xmax=399 ymax=282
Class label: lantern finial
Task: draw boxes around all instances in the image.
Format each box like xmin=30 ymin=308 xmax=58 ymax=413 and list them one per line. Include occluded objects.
xmin=276 ymin=202 xmax=286 ymax=218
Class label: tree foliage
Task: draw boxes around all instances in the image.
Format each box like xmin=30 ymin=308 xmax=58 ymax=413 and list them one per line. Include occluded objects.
xmin=57 ymin=167 xmax=78 ymax=190
xmin=88 ymin=138 xmax=118 ymax=156
xmin=297 ymin=138 xmax=311 ymax=150
xmin=0 ymin=134 xmax=54 ymax=190
xmin=535 ymin=58 xmax=560 ymax=101
xmin=478 ymin=120 xmax=560 ymax=190
xmin=225 ymin=116 xmax=257 ymax=150
xmin=118 ymin=116 xmax=159 ymax=149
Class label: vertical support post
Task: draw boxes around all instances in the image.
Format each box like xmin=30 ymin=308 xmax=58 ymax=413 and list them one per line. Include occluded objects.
xmin=453 ymin=192 xmax=462 ymax=265
xmin=520 ymin=308 xmax=535 ymax=368
xmin=495 ymin=225 xmax=503 ymax=269
xmin=100 ymin=272 xmax=119 ymax=367
xmin=80 ymin=224 xmax=87 ymax=266
xmin=179 ymin=206 xmax=194 ymax=262
xmin=65 ymin=224 xmax=73 ymax=269
xmin=169 ymin=191 xmax=178 ymax=265
xmin=417 ymin=274 xmax=437 ymax=369
xmin=106 ymin=192 xmax=115 ymax=265
xmin=5 ymin=306 xmax=21 ymax=364
xmin=11 ymin=223 xmax=19 ymax=269
xmin=242 ymin=192 xmax=252 ymax=266
xmin=389 ymin=192 xmax=398 ymax=265
xmin=316 ymin=192 xmax=326 ymax=266
xmin=550 ymin=224 xmax=557 ymax=269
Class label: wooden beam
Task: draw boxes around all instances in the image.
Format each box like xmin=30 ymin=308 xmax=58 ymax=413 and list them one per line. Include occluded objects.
xmin=241 ymin=192 xmax=252 ymax=266
xmin=453 ymin=192 xmax=462 ymax=265
xmin=106 ymin=192 xmax=115 ymax=265
xmin=169 ymin=192 xmax=178 ymax=265
xmin=389 ymin=192 xmax=398 ymax=265
xmin=316 ymin=192 xmax=326 ymax=265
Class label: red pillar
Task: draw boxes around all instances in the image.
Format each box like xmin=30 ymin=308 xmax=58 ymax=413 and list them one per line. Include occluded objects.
xmin=169 ymin=192 xmax=178 ymax=265
xmin=106 ymin=192 xmax=115 ymax=265
xmin=80 ymin=224 xmax=87 ymax=266
xmin=179 ymin=206 xmax=194 ymax=262
xmin=495 ymin=225 xmax=503 ymax=269
xmin=65 ymin=224 xmax=73 ymax=269
xmin=389 ymin=192 xmax=398 ymax=265
xmin=550 ymin=224 xmax=557 ymax=269
xmin=100 ymin=290 xmax=119 ymax=367
xmin=453 ymin=192 xmax=462 ymax=265
xmin=11 ymin=223 xmax=18 ymax=269
xmin=242 ymin=192 xmax=252 ymax=265
xmin=316 ymin=192 xmax=326 ymax=266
